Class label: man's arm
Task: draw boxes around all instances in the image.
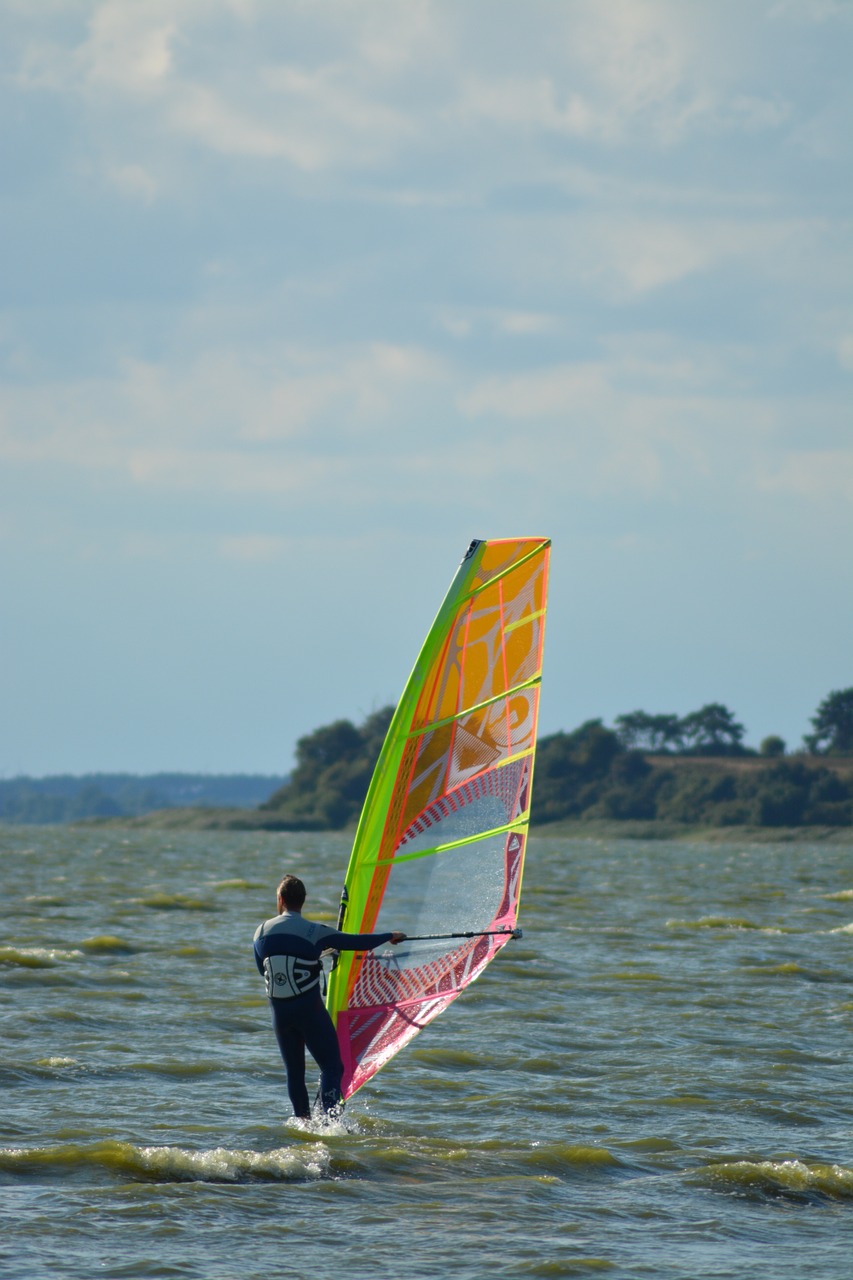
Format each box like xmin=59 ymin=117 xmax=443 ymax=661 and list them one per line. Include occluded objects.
xmin=320 ymin=929 xmax=407 ymax=952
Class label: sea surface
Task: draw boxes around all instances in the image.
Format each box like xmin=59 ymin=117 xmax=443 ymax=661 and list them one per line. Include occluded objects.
xmin=1 ymin=825 xmax=852 ymax=1279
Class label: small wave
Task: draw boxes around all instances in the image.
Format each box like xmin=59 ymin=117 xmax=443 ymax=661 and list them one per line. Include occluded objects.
xmin=522 ymin=1261 xmax=615 ymax=1276
xmin=209 ymin=879 xmax=263 ymax=891
xmin=0 ymin=1064 xmax=83 ymax=1088
xmin=828 ymin=922 xmax=853 ymax=934
xmin=80 ymin=935 xmax=137 ymax=954
xmin=700 ymin=1158 xmax=853 ymax=1201
xmin=745 ymin=962 xmax=821 ymax=980
xmin=0 ymin=945 xmax=84 ymax=969
xmin=824 ymin=890 xmax=853 ymax=901
xmin=608 ymin=970 xmax=664 ymax=982
xmin=666 ymin=916 xmax=768 ymax=931
xmin=410 ymin=1047 xmax=481 ymax=1071
xmin=131 ymin=1142 xmax=332 ymax=1182
xmin=522 ymin=1143 xmax=622 ymax=1175
xmin=0 ymin=1140 xmax=332 ymax=1184
xmin=137 ymin=893 xmax=215 ymax=911
xmin=621 ymin=1137 xmax=680 ymax=1154
xmin=131 ymin=1061 xmax=224 ymax=1079
xmin=660 ymin=916 xmax=788 ymax=936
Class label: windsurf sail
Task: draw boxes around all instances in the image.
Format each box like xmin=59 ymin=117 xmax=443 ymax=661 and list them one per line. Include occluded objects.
xmin=326 ymin=536 xmax=550 ymax=1099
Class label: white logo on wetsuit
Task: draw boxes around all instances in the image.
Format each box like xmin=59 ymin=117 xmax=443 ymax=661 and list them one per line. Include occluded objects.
xmin=265 ymin=954 xmax=321 ymax=999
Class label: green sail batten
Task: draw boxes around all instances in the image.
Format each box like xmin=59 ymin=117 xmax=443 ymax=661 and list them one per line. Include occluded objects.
xmin=504 ymin=607 xmax=546 ymax=635
xmin=344 ymin=816 xmax=530 ymax=873
xmin=463 ymin=539 xmax=550 ymax=598
xmin=403 ymin=674 xmax=542 ymax=741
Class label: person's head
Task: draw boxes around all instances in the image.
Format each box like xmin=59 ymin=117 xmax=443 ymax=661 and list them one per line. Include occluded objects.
xmin=277 ymin=874 xmax=306 ymax=913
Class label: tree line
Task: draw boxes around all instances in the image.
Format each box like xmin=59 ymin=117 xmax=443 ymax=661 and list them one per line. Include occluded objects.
xmin=612 ymin=688 xmax=853 ymax=758
xmin=261 ymin=688 xmax=853 ymax=831
xmin=532 ymin=721 xmax=851 ymax=829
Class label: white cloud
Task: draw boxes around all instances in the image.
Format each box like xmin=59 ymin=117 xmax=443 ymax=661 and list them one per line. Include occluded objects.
xmin=159 ymin=64 xmax=417 ymax=172
xmin=449 ymin=1 xmax=792 ymax=150
xmin=241 ymin=343 xmax=444 ymax=440
xmin=758 ymin=450 xmax=853 ymax=501
xmin=456 ymin=75 xmax=597 ymax=140
xmin=563 ymin=0 xmax=693 ymax=136
xmin=2 ymin=319 xmax=847 ymax=518
xmin=168 ymin=83 xmax=307 ymax=162
xmin=127 ymin=447 xmax=334 ymax=495
xmin=459 ymin=363 xmax=607 ymax=420
xmin=453 ymin=336 xmax=853 ymax=503
xmin=15 ymin=2 xmax=420 ymax=179
xmin=768 ymin=0 xmax=853 ymax=23
xmin=108 ymin=162 xmax=159 ymax=202
xmin=483 ymin=209 xmax=837 ymax=304
xmin=595 ymin=221 xmax=717 ymax=294
xmin=453 ymin=0 xmax=697 ymax=144
xmin=440 ymin=315 xmax=472 ymax=340
xmin=10 ymin=0 xmax=817 ymax=201
xmin=350 ymin=1 xmax=447 ymax=74
xmin=0 ymin=341 xmax=447 ymax=496
xmin=438 ymin=308 xmax=558 ymax=339
xmin=17 ymin=1 xmax=176 ymax=96
xmin=496 ymin=311 xmax=558 ymax=336
xmin=84 ymin=4 xmax=176 ymax=92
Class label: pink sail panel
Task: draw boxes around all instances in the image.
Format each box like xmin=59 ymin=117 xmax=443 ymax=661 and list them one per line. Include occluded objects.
xmin=339 ymin=827 xmax=526 ymax=1096
xmin=339 ymin=923 xmax=512 ymax=1098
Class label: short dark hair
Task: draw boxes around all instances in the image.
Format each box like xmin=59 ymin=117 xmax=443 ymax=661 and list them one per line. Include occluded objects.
xmin=277 ymin=874 xmax=306 ymax=910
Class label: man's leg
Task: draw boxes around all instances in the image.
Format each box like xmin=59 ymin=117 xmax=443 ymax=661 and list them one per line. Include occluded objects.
xmin=301 ymin=997 xmax=344 ymax=1113
xmin=270 ymin=1003 xmax=311 ymax=1118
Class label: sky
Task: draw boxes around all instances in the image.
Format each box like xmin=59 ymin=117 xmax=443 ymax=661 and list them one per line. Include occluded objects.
xmin=1 ymin=0 xmax=851 ymax=777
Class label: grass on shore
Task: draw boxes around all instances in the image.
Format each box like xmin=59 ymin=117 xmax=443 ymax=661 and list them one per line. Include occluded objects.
xmin=77 ymin=807 xmax=853 ymax=844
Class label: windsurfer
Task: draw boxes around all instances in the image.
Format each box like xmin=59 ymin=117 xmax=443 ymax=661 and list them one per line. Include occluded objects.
xmin=253 ymin=874 xmax=406 ymax=1118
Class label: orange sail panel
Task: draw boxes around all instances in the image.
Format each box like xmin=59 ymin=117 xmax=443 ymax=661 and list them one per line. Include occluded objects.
xmin=325 ymin=537 xmax=550 ymax=1099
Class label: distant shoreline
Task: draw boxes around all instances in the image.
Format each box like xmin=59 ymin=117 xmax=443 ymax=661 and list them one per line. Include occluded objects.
xmin=529 ymin=816 xmax=853 ymax=844
xmin=0 ymin=772 xmax=284 ymax=826
xmin=3 ymin=752 xmax=851 ymax=835
xmin=54 ymin=806 xmax=853 ymax=845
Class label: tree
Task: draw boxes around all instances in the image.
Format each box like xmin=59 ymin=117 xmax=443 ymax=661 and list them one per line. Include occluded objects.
xmin=562 ymin=719 xmax=622 ymax=775
xmin=292 ymin=719 xmax=362 ymax=771
xmin=678 ymin=703 xmax=746 ymax=755
xmin=759 ymin=735 xmax=786 ymax=758
xmin=531 ymin=720 xmax=623 ymax=823
xmin=804 ymin=688 xmax=853 ymax=755
xmin=614 ymin=711 xmax=683 ymax=752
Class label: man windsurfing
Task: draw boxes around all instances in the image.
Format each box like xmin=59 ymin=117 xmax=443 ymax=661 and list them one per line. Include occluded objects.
xmin=253 ymin=873 xmax=406 ymax=1118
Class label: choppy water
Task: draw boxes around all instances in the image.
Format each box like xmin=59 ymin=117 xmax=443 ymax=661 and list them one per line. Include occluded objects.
xmin=2 ymin=825 xmax=852 ymax=1280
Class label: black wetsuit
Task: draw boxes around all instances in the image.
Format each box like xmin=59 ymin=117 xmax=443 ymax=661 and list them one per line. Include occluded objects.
xmin=253 ymin=909 xmax=393 ymax=1117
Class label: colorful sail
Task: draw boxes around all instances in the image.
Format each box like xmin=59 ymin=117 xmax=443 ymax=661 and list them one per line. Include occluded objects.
xmin=326 ymin=536 xmax=550 ymax=1099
